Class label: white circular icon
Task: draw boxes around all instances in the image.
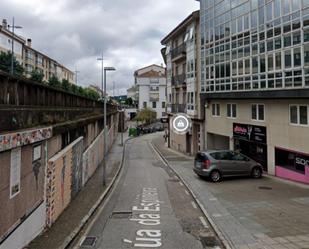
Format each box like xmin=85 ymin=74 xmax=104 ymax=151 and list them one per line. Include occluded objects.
xmin=172 ymin=114 xmax=191 ymax=134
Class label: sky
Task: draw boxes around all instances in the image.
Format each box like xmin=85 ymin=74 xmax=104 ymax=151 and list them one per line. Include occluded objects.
xmin=1 ymin=0 xmax=199 ymax=95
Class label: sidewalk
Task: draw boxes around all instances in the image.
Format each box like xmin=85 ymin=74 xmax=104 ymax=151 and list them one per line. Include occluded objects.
xmin=152 ymin=135 xmax=309 ymax=249
xmin=28 ymin=132 xmax=129 ymax=249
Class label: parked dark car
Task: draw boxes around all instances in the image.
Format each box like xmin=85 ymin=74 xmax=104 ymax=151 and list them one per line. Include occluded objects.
xmin=193 ymin=150 xmax=263 ymax=182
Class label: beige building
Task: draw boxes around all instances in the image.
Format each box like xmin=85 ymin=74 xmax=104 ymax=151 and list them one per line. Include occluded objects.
xmin=135 ymin=64 xmax=167 ymax=119
xmin=0 ymin=19 xmax=74 ymax=83
xmin=198 ymin=0 xmax=309 ymax=184
xmin=161 ymin=11 xmax=203 ymax=156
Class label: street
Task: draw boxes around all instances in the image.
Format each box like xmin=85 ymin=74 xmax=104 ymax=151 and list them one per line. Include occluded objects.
xmin=73 ymin=134 xmax=222 ymax=249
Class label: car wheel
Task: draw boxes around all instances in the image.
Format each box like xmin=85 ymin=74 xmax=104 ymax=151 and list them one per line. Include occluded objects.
xmin=251 ymin=167 xmax=262 ymax=179
xmin=210 ymin=170 xmax=221 ymax=182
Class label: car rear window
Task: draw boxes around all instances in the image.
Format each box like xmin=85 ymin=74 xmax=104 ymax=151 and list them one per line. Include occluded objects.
xmin=195 ymin=153 xmax=208 ymax=162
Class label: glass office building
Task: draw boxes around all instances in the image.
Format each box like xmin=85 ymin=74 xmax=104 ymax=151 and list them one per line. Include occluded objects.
xmin=200 ymin=0 xmax=309 ymax=92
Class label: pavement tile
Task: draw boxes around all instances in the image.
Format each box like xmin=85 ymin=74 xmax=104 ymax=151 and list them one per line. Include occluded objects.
xmin=151 ymin=136 xmax=309 ymax=249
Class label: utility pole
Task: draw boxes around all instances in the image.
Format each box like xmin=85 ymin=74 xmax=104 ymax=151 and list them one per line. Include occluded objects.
xmin=75 ymin=70 xmax=80 ymax=85
xmin=8 ymin=17 xmax=22 ymax=75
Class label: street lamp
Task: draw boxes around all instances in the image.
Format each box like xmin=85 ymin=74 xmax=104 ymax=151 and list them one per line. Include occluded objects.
xmin=8 ymin=17 xmax=22 ymax=75
xmin=102 ymin=66 xmax=116 ymax=186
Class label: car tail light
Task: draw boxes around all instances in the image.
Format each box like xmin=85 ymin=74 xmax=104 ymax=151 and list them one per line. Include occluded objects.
xmin=202 ymin=159 xmax=211 ymax=169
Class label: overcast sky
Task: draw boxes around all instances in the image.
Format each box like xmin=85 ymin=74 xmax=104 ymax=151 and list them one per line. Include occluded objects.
xmin=1 ymin=0 xmax=199 ymax=95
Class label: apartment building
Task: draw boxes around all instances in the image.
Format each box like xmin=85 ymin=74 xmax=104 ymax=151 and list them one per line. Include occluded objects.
xmin=198 ymin=0 xmax=309 ymax=184
xmin=0 ymin=19 xmax=74 ymax=83
xmin=135 ymin=64 xmax=167 ymax=119
xmin=161 ymin=11 xmax=203 ymax=156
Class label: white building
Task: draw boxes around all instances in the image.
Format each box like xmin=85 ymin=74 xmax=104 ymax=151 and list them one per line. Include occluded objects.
xmin=134 ymin=64 xmax=167 ymax=119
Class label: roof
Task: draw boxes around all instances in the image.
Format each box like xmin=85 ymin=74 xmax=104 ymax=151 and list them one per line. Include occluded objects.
xmin=161 ymin=10 xmax=199 ymax=45
xmin=134 ymin=64 xmax=165 ymax=74
xmin=138 ymin=70 xmax=166 ymax=78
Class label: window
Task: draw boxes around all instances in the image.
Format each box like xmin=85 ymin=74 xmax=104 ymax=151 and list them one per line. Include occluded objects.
xmin=290 ymin=105 xmax=308 ymax=125
xmin=212 ymin=103 xmax=220 ymax=117
xmin=227 ymin=103 xmax=237 ymax=118
xmin=162 ymin=102 xmax=165 ymax=108
xmin=305 ymin=44 xmax=309 ymax=67
xmin=275 ymin=148 xmax=307 ymax=174
xmin=152 ymin=102 xmax=156 ymax=108
xmin=285 ymin=50 xmax=292 ymax=68
xmin=293 ymin=48 xmax=301 ymax=67
xmin=252 ymin=104 xmax=265 ymax=121
xmin=143 ymin=102 xmax=147 ymax=108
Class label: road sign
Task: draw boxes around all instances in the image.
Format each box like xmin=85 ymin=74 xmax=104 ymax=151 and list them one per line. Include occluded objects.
xmin=171 ymin=114 xmax=191 ymax=135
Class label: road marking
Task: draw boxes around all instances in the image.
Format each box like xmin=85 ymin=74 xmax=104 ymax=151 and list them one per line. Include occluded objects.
xmin=209 ymin=198 xmax=217 ymax=201
xmin=185 ymin=190 xmax=190 ymax=196
xmin=191 ymin=201 xmax=197 ymax=209
xmin=123 ymin=239 xmax=133 ymax=244
xmin=179 ymin=181 xmax=184 ymax=186
xmin=199 ymin=216 xmax=209 ymax=228
xmin=212 ymin=213 xmax=222 ymax=218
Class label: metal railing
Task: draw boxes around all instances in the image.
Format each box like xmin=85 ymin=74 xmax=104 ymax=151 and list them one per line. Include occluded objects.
xmin=167 ymin=103 xmax=186 ymax=113
xmin=171 ymin=73 xmax=186 ymax=86
xmin=171 ymin=44 xmax=186 ymax=59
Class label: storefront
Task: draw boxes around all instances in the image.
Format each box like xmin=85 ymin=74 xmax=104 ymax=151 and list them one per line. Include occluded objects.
xmin=275 ymin=147 xmax=309 ymax=184
xmin=233 ymin=123 xmax=268 ymax=172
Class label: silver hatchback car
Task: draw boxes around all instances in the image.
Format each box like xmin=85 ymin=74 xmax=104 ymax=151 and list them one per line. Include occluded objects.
xmin=193 ymin=150 xmax=263 ymax=182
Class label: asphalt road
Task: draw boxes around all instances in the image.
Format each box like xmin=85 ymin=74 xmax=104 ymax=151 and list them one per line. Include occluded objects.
xmin=74 ymin=134 xmax=222 ymax=249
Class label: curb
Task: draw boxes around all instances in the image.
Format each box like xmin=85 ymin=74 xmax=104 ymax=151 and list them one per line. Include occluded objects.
xmin=59 ymin=134 xmax=133 ymax=249
xmin=150 ymin=141 xmax=233 ymax=249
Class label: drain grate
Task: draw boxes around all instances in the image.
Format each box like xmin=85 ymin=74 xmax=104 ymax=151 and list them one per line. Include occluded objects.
xmin=258 ymin=186 xmax=272 ymax=190
xmin=111 ymin=211 xmax=133 ymax=219
xmin=199 ymin=235 xmax=220 ymax=247
xmin=81 ymin=236 xmax=97 ymax=247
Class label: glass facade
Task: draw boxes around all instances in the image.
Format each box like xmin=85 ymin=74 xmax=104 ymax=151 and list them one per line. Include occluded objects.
xmin=200 ymin=0 xmax=309 ymax=93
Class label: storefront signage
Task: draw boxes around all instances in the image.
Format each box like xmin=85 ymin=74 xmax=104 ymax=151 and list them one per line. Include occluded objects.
xmin=10 ymin=147 xmax=21 ymax=198
xmin=233 ymin=123 xmax=267 ymax=144
xmin=295 ymin=156 xmax=309 ymax=168
xmin=0 ymin=127 xmax=52 ymax=153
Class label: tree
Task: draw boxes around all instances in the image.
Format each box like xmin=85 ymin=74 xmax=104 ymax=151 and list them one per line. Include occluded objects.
xmin=0 ymin=51 xmax=24 ymax=76
xmin=135 ymin=108 xmax=156 ymax=125
xmin=125 ymin=97 xmax=133 ymax=106
xmin=61 ymin=79 xmax=71 ymax=91
xmin=83 ymin=87 xmax=101 ymax=101
xmin=48 ymin=75 xmax=61 ymax=88
xmin=30 ymin=69 xmax=44 ymax=83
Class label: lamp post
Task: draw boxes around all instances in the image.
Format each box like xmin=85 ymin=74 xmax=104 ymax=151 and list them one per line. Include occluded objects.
xmin=8 ymin=17 xmax=22 ymax=75
xmin=102 ymin=66 xmax=116 ymax=186
xmin=75 ymin=69 xmax=80 ymax=85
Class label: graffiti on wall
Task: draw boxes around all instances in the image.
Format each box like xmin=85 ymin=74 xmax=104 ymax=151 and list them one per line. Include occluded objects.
xmin=46 ymin=137 xmax=82 ymax=227
xmin=0 ymin=127 xmax=52 ymax=152
xmin=71 ymin=137 xmax=84 ymax=199
xmin=82 ymin=125 xmax=116 ymax=187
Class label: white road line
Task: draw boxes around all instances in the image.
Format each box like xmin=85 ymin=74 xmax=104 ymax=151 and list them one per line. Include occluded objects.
xmin=199 ymin=216 xmax=209 ymax=228
xmin=191 ymin=201 xmax=197 ymax=209
xmin=179 ymin=181 xmax=184 ymax=186
xmin=185 ymin=190 xmax=190 ymax=196
xmin=123 ymin=238 xmax=133 ymax=244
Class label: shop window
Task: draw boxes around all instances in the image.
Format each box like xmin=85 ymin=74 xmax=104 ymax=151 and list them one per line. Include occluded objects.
xmin=293 ymin=48 xmax=301 ymax=67
xmin=275 ymin=148 xmax=306 ymax=174
xmin=290 ymin=105 xmax=308 ymax=125
xmin=227 ymin=103 xmax=237 ymax=118
xmin=212 ymin=103 xmax=220 ymax=117
xmin=252 ymin=104 xmax=265 ymax=121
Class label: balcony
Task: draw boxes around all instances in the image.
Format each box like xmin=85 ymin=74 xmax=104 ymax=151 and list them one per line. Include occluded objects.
xmin=171 ymin=74 xmax=186 ymax=87
xmin=171 ymin=44 xmax=186 ymax=61
xmin=167 ymin=103 xmax=187 ymax=114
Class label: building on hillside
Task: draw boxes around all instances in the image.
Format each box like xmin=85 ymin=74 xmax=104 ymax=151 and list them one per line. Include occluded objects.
xmin=197 ymin=0 xmax=309 ymax=184
xmin=0 ymin=19 xmax=74 ymax=83
xmin=161 ymin=10 xmax=203 ymax=156
xmin=127 ymin=85 xmax=138 ymax=102
xmin=134 ymin=64 xmax=167 ymax=119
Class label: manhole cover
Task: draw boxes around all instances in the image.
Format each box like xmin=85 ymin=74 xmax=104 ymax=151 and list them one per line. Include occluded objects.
xmin=81 ymin=236 xmax=97 ymax=247
xmin=111 ymin=211 xmax=132 ymax=219
xmin=258 ymin=186 xmax=272 ymax=190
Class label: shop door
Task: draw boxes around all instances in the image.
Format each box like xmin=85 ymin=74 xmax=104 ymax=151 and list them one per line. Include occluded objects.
xmin=235 ymin=139 xmax=268 ymax=172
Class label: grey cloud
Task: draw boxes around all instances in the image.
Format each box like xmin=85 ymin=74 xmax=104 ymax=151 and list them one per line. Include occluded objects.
xmin=1 ymin=0 xmax=199 ymax=94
